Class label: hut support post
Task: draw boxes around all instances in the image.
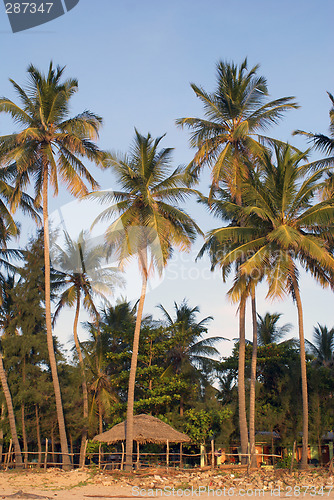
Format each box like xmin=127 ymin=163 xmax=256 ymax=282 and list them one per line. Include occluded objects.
xmin=121 ymin=442 xmax=124 ymax=470
xmin=166 ymin=440 xmax=169 ymax=469
xmin=98 ymin=443 xmax=102 ymax=470
xmin=211 ymin=439 xmax=215 ymax=469
xmin=136 ymin=442 xmax=140 ymax=469
xmin=290 ymin=441 xmax=296 ymax=473
xmin=44 ymin=439 xmax=48 ymax=470
xmin=180 ymin=443 xmax=183 ymax=469
xmin=200 ymin=444 xmax=205 ymax=468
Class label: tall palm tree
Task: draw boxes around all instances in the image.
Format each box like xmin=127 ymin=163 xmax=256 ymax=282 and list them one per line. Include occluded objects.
xmin=52 ymin=230 xmax=123 ymax=467
xmin=0 ymin=62 xmax=105 ymax=468
xmin=306 ymin=324 xmax=334 ymax=366
xmin=177 ymin=59 xmax=298 ymax=461
xmin=257 ymin=312 xmax=292 ymax=345
xmin=201 ymin=143 xmax=334 ymax=468
xmin=176 ymin=58 xmax=298 ymax=201
xmin=90 ymin=130 xmax=201 ymax=468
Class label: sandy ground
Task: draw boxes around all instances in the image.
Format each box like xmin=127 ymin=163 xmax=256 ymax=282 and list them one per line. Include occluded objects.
xmin=0 ymin=470 xmax=334 ymax=500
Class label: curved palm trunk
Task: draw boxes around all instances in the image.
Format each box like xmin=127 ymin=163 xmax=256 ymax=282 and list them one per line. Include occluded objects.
xmin=43 ymin=173 xmax=71 ymax=470
xmin=249 ymin=290 xmax=257 ymax=468
xmin=0 ymin=351 xmax=22 ymax=467
xmin=238 ymin=296 xmax=248 ymax=465
xmin=73 ymin=291 xmax=89 ymax=468
xmin=291 ymin=271 xmax=308 ymax=469
xmin=125 ymin=273 xmax=148 ymax=470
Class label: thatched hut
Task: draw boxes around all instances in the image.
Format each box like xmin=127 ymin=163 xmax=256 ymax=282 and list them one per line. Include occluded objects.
xmin=93 ymin=414 xmax=190 ymax=468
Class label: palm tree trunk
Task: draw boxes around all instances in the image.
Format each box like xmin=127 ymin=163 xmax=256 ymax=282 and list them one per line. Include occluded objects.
xmin=99 ymin=399 xmax=103 ymax=434
xmin=42 ymin=171 xmax=71 ymax=470
xmin=21 ymin=405 xmax=28 ymax=466
xmin=51 ymin=426 xmax=55 ymax=464
xmin=0 ymin=351 xmax=22 ymax=467
xmin=21 ymin=357 xmax=28 ymax=466
xmin=73 ymin=291 xmax=89 ymax=468
xmin=125 ymin=272 xmax=148 ymax=470
xmin=249 ymin=289 xmax=257 ymax=468
xmin=35 ymin=405 xmax=42 ymax=467
xmin=180 ymin=396 xmax=184 ymax=417
xmin=0 ymin=403 xmax=4 ymax=464
xmin=238 ymin=295 xmax=248 ymax=465
xmin=291 ymin=270 xmax=308 ymax=469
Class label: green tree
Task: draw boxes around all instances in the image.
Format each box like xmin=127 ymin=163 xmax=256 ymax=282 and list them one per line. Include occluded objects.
xmin=0 ymin=275 xmax=23 ymax=467
xmin=90 ymin=130 xmax=201 ymax=468
xmin=306 ymin=324 xmax=334 ymax=366
xmin=0 ymin=63 xmax=105 ymax=468
xmin=257 ymin=312 xmax=292 ymax=346
xmin=157 ymin=300 xmax=220 ymax=415
xmin=157 ymin=300 xmax=218 ymax=371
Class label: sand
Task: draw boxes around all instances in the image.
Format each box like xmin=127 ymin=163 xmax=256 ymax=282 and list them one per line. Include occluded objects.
xmin=0 ymin=469 xmax=334 ymax=500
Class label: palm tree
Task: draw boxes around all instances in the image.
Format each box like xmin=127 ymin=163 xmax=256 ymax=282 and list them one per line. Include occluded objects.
xmin=177 ymin=59 xmax=298 ymax=461
xmin=90 ymin=130 xmax=201 ymax=468
xmin=257 ymin=313 xmax=292 ymax=345
xmin=294 ymin=92 xmax=334 ymax=200
xmin=306 ymin=324 xmax=334 ymax=366
xmin=82 ymin=321 xmax=119 ymax=435
xmin=201 ymin=143 xmax=334 ymax=468
xmin=0 ymin=63 xmax=105 ymax=468
xmin=176 ymin=58 xmax=298 ymax=201
xmin=294 ymin=92 xmax=334 ymax=158
xmin=52 ymin=230 xmax=123 ymax=467
xmin=157 ymin=299 xmax=221 ymax=414
xmin=157 ymin=300 xmax=219 ymax=371
xmin=82 ymin=301 xmax=136 ymax=434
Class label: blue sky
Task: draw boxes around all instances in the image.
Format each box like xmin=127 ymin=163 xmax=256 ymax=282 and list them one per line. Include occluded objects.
xmin=0 ymin=0 xmax=333 ymax=356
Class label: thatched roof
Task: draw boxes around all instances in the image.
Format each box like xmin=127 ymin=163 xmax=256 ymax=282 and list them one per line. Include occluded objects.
xmin=93 ymin=414 xmax=191 ymax=444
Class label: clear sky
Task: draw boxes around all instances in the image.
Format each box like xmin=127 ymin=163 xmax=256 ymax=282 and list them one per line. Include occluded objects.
xmin=0 ymin=0 xmax=333 ymax=357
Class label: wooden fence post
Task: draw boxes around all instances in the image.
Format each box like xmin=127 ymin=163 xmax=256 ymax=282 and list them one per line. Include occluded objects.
xmin=166 ymin=440 xmax=169 ymax=468
xmin=6 ymin=439 xmax=12 ymax=470
xmin=44 ymin=439 xmax=48 ymax=470
xmin=98 ymin=444 xmax=102 ymax=470
xmin=82 ymin=439 xmax=88 ymax=469
xmin=211 ymin=439 xmax=215 ymax=469
xmin=136 ymin=442 xmax=140 ymax=469
xmin=180 ymin=443 xmax=183 ymax=468
xmin=121 ymin=442 xmax=124 ymax=470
